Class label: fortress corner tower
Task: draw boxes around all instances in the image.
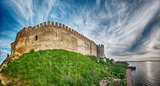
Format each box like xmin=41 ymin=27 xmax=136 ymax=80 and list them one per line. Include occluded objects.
xmin=97 ymin=44 xmax=106 ymax=62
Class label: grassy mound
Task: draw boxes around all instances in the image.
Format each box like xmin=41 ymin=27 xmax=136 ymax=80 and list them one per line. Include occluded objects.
xmin=1 ymin=49 xmax=126 ymax=86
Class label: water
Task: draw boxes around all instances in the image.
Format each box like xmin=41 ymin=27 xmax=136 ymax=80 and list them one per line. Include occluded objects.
xmin=127 ymin=61 xmax=160 ymax=86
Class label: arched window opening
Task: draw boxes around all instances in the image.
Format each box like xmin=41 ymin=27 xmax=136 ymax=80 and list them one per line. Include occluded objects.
xmin=35 ymin=35 xmax=38 ymax=41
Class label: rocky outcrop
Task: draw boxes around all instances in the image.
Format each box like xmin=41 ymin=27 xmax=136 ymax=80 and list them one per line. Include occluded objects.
xmin=100 ymin=77 xmax=121 ymax=86
xmin=126 ymin=69 xmax=133 ymax=86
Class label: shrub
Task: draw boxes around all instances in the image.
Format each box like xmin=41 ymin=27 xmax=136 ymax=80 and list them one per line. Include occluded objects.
xmin=29 ymin=49 xmax=35 ymax=53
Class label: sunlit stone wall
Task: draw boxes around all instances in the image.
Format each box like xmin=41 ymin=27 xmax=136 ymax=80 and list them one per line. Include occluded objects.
xmin=11 ymin=21 xmax=99 ymax=58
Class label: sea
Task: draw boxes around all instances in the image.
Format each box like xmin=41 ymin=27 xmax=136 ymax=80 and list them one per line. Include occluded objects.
xmin=127 ymin=61 xmax=160 ymax=86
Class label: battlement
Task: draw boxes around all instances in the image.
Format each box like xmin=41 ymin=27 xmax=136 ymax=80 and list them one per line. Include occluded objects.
xmin=11 ymin=21 xmax=105 ymax=62
xmin=16 ymin=21 xmax=91 ymax=42
xmin=97 ymin=44 xmax=104 ymax=47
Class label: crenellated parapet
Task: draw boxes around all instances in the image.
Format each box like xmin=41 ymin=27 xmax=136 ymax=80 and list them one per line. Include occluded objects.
xmin=97 ymin=44 xmax=104 ymax=47
xmin=11 ymin=21 xmax=105 ymax=62
xmin=14 ymin=21 xmax=94 ymax=47
xmin=15 ymin=21 xmax=91 ymax=42
xmin=14 ymin=21 xmax=97 ymax=47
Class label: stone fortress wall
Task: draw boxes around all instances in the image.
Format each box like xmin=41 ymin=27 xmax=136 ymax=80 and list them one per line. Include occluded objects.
xmin=10 ymin=21 xmax=106 ymax=60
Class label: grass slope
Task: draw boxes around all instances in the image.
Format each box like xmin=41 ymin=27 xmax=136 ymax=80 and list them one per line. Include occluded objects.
xmin=1 ymin=49 xmax=127 ymax=86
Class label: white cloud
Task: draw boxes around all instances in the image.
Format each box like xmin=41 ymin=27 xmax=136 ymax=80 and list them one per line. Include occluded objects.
xmin=0 ymin=38 xmax=12 ymax=49
xmin=98 ymin=0 xmax=160 ymax=60
xmin=1 ymin=0 xmax=160 ymax=63
xmin=0 ymin=38 xmax=11 ymax=64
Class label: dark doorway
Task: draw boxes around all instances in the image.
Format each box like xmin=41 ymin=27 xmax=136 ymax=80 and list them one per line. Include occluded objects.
xmin=35 ymin=35 xmax=38 ymax=41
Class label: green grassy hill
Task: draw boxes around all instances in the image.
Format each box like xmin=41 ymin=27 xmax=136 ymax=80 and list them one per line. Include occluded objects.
xmin=1 ymin=49 xmax=127 ymax=86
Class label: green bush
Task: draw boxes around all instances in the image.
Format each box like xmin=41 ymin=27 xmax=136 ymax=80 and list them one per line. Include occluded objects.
xmin=119 ymin=73 xmax=125 ymax=79
xmin=98 ymin=59 xmax=126 ymax=79
xmin=115 ymin=62 xmax=128 ymax=67
xmin=120 ymin=80 xmax=127 ymax=86
xmin=87 ymin=55 xmax=100 ymax=62
xmin=29 ymin=49 xmax=35 ymax=53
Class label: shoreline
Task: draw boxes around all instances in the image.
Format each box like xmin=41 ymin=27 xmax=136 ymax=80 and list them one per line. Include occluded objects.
xmin=126 ymin=69 xmax=133 ymax=86
xmin=118 ymin=60 xmax=160 ymax=62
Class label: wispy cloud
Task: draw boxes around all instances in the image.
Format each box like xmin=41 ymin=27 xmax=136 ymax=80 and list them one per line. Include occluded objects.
xmin=0 ymin=0 xmax=160 ymax=63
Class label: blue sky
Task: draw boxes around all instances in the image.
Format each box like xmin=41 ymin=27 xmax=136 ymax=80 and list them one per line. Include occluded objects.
xmin=0 ymin=0 xmax=160 ymax=63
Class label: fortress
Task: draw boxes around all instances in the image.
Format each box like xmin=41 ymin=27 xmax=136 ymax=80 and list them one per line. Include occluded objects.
xmin=10 ymin=21 xmax=106 ymax=61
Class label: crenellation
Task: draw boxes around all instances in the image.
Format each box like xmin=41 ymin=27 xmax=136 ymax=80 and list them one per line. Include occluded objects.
xmin=48 ymin=21 xmax=50 ymax=26
xmin=81 ymin=35 xmax=84 ymax=39
xmin=23 ymin=27 xmax=27 ymax=30
xmin=76 ymin=32 xmax=79 ymax=36
xmin=69 ymin=28 xmax=71 ymax=32
xmin=66 ymin=26 xmax=68 ymax=31
xmin=97 ymin=44 xmax=105 ymax=59
xmin=31 ymin=27 xmax=34 ymax=30
xmin=71 ymin=29 xmax=74 ymax=32
xmin=77 ymin=32 xmax=80 ymax=37
xmin=40 ymin=23 xmax=43 ymax=27
xmin=87 ymin=37 xmax=89 ymax=41
xmin=44 ymin=22 xmax=46 ymax=26
xmin=33 ymin=26 xmax=36 ymax=29
xmin=52 ymin=21 xmax=54 ymax=26
xmin=81 ymin=34 xmax=83 ymax=38
xmin=62 ymin=24 xmax=65 ymax=29
xmin=75 ymin=30 xmax=78 ymax=35
xmin=71 ymin=29 xmax=74 ymax=34
xmin=71 ymin=29 xmax=75 ymax=35
xmin=85 ymin=36 xmax=88 ymax=40
xmin=81 ymin=35 xmax=83 ymax=38
xmin=78 ymin=33 xmax=81 ymax=37
xmin=85 ymin=37 xmax=88 ymax=40
xmin=28 ymin=26 xmax=32 ymax=30
xmin=55 ymin=22 xmax=58 ymax=28
xmin=37 ymin=25 xmax=40 ymax=28
xmin=59 ymin=23 xmax=62 ymax=28
xmin=74 ymin=31 xmax=78 ymax=36
xmin=10 ymin=21 xmax=105 ymax=61
xmin=79 ymin=34 xmax=82 ymax=38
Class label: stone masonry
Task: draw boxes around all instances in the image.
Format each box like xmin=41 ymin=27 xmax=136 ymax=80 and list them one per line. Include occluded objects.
xmin=10 ymin=21 xmax=106 ymax=61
